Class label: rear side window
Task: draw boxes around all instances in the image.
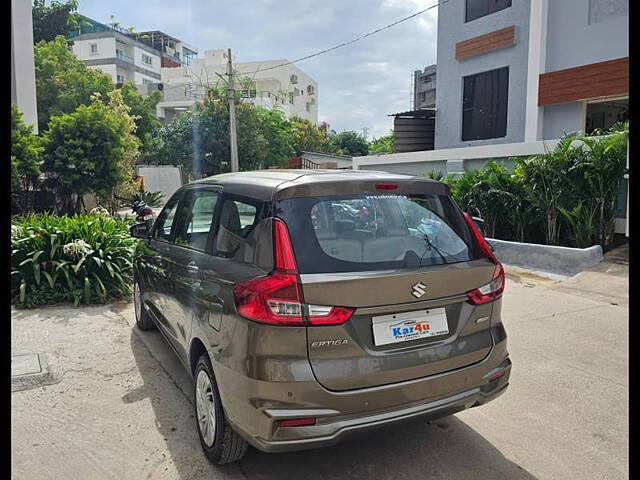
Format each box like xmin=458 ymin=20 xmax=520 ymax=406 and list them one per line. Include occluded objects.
xmin=278 ymin=194 xmax=480 ymax=274
xmin=174 ymin=188 xmax=220 ymax=252
xmin=216 ymin=197 xmax=261 ymax=258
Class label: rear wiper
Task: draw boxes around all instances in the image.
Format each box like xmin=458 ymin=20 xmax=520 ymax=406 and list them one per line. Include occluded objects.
xmin=419 ymin=233 xmax=450 ymax=265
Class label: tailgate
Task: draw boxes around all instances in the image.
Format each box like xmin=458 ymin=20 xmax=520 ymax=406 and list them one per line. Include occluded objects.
xmin=302 ymin=260 xmax=495 ymax=391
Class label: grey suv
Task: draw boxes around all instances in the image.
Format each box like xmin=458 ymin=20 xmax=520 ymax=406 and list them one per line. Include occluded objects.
xmin=130 ymin=170 xmax=511 ymax=464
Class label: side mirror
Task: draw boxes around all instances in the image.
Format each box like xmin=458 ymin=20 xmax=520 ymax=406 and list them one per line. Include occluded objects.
xmin=130 ymin=222 xmax=150 ymax=239
xmin=471 ymin=216 xmax=486 ymax=237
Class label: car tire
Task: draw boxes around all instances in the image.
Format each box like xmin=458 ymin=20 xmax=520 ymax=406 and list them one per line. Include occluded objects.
xmin=133 ymin=281 xmax=156 ymax=331
xmin=194 ymin=354 xmax=248 ymax=465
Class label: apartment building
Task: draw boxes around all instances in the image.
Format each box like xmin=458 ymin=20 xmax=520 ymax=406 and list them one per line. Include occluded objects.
xmin=156 ymin=49 xmax=318 ymax=123
xmin=413 ymin=64 xmax=436 ymax=110
xmin=11 ymin=0 xmax=38 ymax=132
xmin=356 ymin=0 xmax=628 ymax=235
xmin=435 ymin=0 xmax=628 ymax=149
xmin=68 ymin=16 xmax=197 ymax=86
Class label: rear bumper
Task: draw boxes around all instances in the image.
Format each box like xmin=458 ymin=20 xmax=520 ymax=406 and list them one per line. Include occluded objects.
xmin=247 ymin=368 xmax=509 ymax=453
xmin=214 ymin=330 xmax=511 ymax=454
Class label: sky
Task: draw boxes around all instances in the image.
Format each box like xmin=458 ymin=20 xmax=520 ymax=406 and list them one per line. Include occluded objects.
xmin=76 ymin=0 xmax=438 ymax=139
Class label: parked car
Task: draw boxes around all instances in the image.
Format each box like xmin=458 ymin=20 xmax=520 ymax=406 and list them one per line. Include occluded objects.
xmin=129 ymin=170 xmax=511 ymax=464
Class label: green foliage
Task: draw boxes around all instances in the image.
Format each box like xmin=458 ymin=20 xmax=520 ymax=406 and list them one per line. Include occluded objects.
xmin=139 ymin=191 xmax=164 ymax=207
xmin=444 ymin=123 xmax=628 ymax=251
xmin=11 ymin=213 xmax=138 ymax=308
xmin=328 ymin=130 xmax=369 ymax=156
xmin=424 ymin=170 xmax=444 ymax=181
xmin=151 ymin=92 xmax=324 ymax=175
xmin=32 ymin=0 xmax=79 ymax=43
xmin=369 ymin=131 xmax=394 ymax=154
xmin=120 ymin=83 xmax=162 ymax=156
xmin=290 ymin=116 xmax=329 ymax=155
xmin=41 ymin=91 xmax=140 ymax=213
xmin=256 ymin=108 xmax=296 ymax=166
xmin=11 ymin=104 xmax=42 ymax=195
xmin=34 ymin=36 xmax=114 ymax=132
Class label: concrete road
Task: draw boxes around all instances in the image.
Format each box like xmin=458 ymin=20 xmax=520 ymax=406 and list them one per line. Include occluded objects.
xmin=11 ymin=264 xmax=628 ymax=480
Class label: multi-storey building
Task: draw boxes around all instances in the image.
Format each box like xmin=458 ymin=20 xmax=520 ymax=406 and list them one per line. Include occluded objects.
xmin=156 ymin=49 xmax=318 ymax=123
xmin=413 ymin=64 xmax=436 ymax=110
xmin=68 ymin=15 xmax=197 ymax=86
xmin=356 ymin=0 xmax=629 ymax=235
xmin=435 ymin=0 xmax=628 ymax=149
xmin=11 ymin=0 xmax=38 ymax=132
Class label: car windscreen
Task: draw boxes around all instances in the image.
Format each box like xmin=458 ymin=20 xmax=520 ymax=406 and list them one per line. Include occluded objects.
xmin=276 ymin=193 xmax=481 ymax=274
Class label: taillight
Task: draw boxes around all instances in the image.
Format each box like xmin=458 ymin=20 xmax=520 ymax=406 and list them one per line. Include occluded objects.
xmin=463 ymin=213 xmax=505 ymax=305
xmin=376 ymin=183 xmax=398 ymax=191
xmin=233 ymin=218 xmax=354 ymax=326
xmin=140 ymin=207 xmax=153 ymax=216
xmin=307 ymin=305 xmax=354 ymax=326
xmin=233 ymin=271 xmax=305 ymax=325
xmin=278 ymin=417 xmax=316 ymax=427
xmin=467 ymin=263 xmax=505 ymax=305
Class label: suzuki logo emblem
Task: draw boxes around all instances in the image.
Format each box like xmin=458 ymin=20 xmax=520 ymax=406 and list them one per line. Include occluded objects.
xmin=411 ymin=282 xmax=427 ymax=298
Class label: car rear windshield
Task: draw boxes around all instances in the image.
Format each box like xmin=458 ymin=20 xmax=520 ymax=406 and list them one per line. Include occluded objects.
xmin=277 ymin=194 xmax=481 ymax=274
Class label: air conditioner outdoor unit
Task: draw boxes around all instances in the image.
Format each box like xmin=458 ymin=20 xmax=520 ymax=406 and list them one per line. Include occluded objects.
xmin=157 ymin=83 xmax=164 ymax=91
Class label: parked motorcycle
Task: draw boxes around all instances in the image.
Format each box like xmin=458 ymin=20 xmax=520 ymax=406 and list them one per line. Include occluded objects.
xmin=131 ymin=197 xmax=155 ymax=228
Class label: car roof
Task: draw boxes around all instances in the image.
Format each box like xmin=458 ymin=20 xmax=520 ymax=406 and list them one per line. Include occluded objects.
xmin=190 ymin=169 xmax=446 ymax=201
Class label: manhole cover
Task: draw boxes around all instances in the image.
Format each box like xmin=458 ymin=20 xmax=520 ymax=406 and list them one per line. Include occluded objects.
xmin=11 ymin=353 xmax=57 ymax=392
xmin=12 ymin=353 xmax=43 ymax=377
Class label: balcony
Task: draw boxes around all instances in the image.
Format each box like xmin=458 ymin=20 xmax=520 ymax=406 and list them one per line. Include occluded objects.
xmin=116 ymin=50 xmax=135 ymax=64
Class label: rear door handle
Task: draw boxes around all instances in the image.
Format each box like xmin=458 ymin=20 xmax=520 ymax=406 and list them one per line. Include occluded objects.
xmin=186 ymin=261 xmax=199 ymax=274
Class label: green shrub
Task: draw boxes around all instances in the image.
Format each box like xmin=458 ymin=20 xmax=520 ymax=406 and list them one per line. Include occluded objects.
xmin=11 ymin=213 xmax=138 ymax=308
xmin=439 ymin=122 xmax=627 ymax=251
xmin=139 ymin=191 xmax=164 ymax=207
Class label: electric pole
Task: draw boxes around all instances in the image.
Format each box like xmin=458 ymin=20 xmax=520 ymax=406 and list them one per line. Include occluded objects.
xmin=226 ymin=48 xmax=239 ymax=172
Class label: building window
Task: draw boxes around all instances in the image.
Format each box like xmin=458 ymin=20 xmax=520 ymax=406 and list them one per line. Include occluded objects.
xmin=117 ymin=74 xmax=125 ymax=84
xmin=465 ymin=0 xmax=512 ymax=22
xmin=462 ymin=67 xmax=509 ymax=141
xmin=90 ymin=43 xmax=99 ymax=54
xmin=289 ymin=92 xmax=294 ymax=104
xmin=585 ymin=99 xmax=628 ymax=134
xmin=142 ymin=54 xmax=153 ymax=66
xmin=418 ymin=92 xmax=427 ymax=103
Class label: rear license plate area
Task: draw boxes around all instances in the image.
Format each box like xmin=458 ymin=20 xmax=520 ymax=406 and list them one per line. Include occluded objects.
xmin=372 ymin=308 xmax=449 ymax=346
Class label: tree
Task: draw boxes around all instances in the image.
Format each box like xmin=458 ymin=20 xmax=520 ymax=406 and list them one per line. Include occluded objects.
xmin=34 ymin=38 xmax=161 ymax=152
xmin=32 ymin=0 xmax=80 ymax=43
xmin=41 ymin=91 xmax=140 ymax=213
xmin=328 ymin=130 xmax=369 ymax=156
xmin=11 ymin=104 xmax=43 ymax=212
xmin=369 ymin=131 xmax=394 ymax=154
xmin=34 ymin=36 xmax=114 ymax=131
xmin=120 ymin=82 xmax=162 ymax=156
xmin=152 ymin=90 xmax=292 ymax=177
xmin=255 ymin=107 xmax=295 ymax=167
xmin=290 ymin=116 xmax=329 ymax=155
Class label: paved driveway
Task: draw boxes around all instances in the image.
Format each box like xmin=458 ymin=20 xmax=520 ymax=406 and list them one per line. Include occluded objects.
xmin=11 ymin=264 xmax=628 ymax=480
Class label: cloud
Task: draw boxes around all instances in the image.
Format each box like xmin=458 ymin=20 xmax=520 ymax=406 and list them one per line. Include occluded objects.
xmin=78 ymin=0 xmax=438 ymax=138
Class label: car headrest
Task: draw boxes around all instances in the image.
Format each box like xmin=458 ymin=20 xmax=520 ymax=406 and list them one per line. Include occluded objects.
xmin=220 ymin=200 xmax=241 ymax=235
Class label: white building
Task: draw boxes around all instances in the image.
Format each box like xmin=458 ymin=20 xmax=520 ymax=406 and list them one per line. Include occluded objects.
xmin=11 ymin=0 xmax=38 ymax=132
xmin=157 ymin=49 xmax=318 ymax=123
xmin=69 ymin=16 xmax=186 ymax=85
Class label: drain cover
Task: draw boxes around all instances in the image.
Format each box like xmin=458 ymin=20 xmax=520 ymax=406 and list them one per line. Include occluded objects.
xmin=12 ymin=353 xmax=43 ymax=377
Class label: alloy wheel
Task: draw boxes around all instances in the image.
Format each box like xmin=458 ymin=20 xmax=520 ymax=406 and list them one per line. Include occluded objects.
xmin=196 ymin=369 xmax=216 ymax=447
